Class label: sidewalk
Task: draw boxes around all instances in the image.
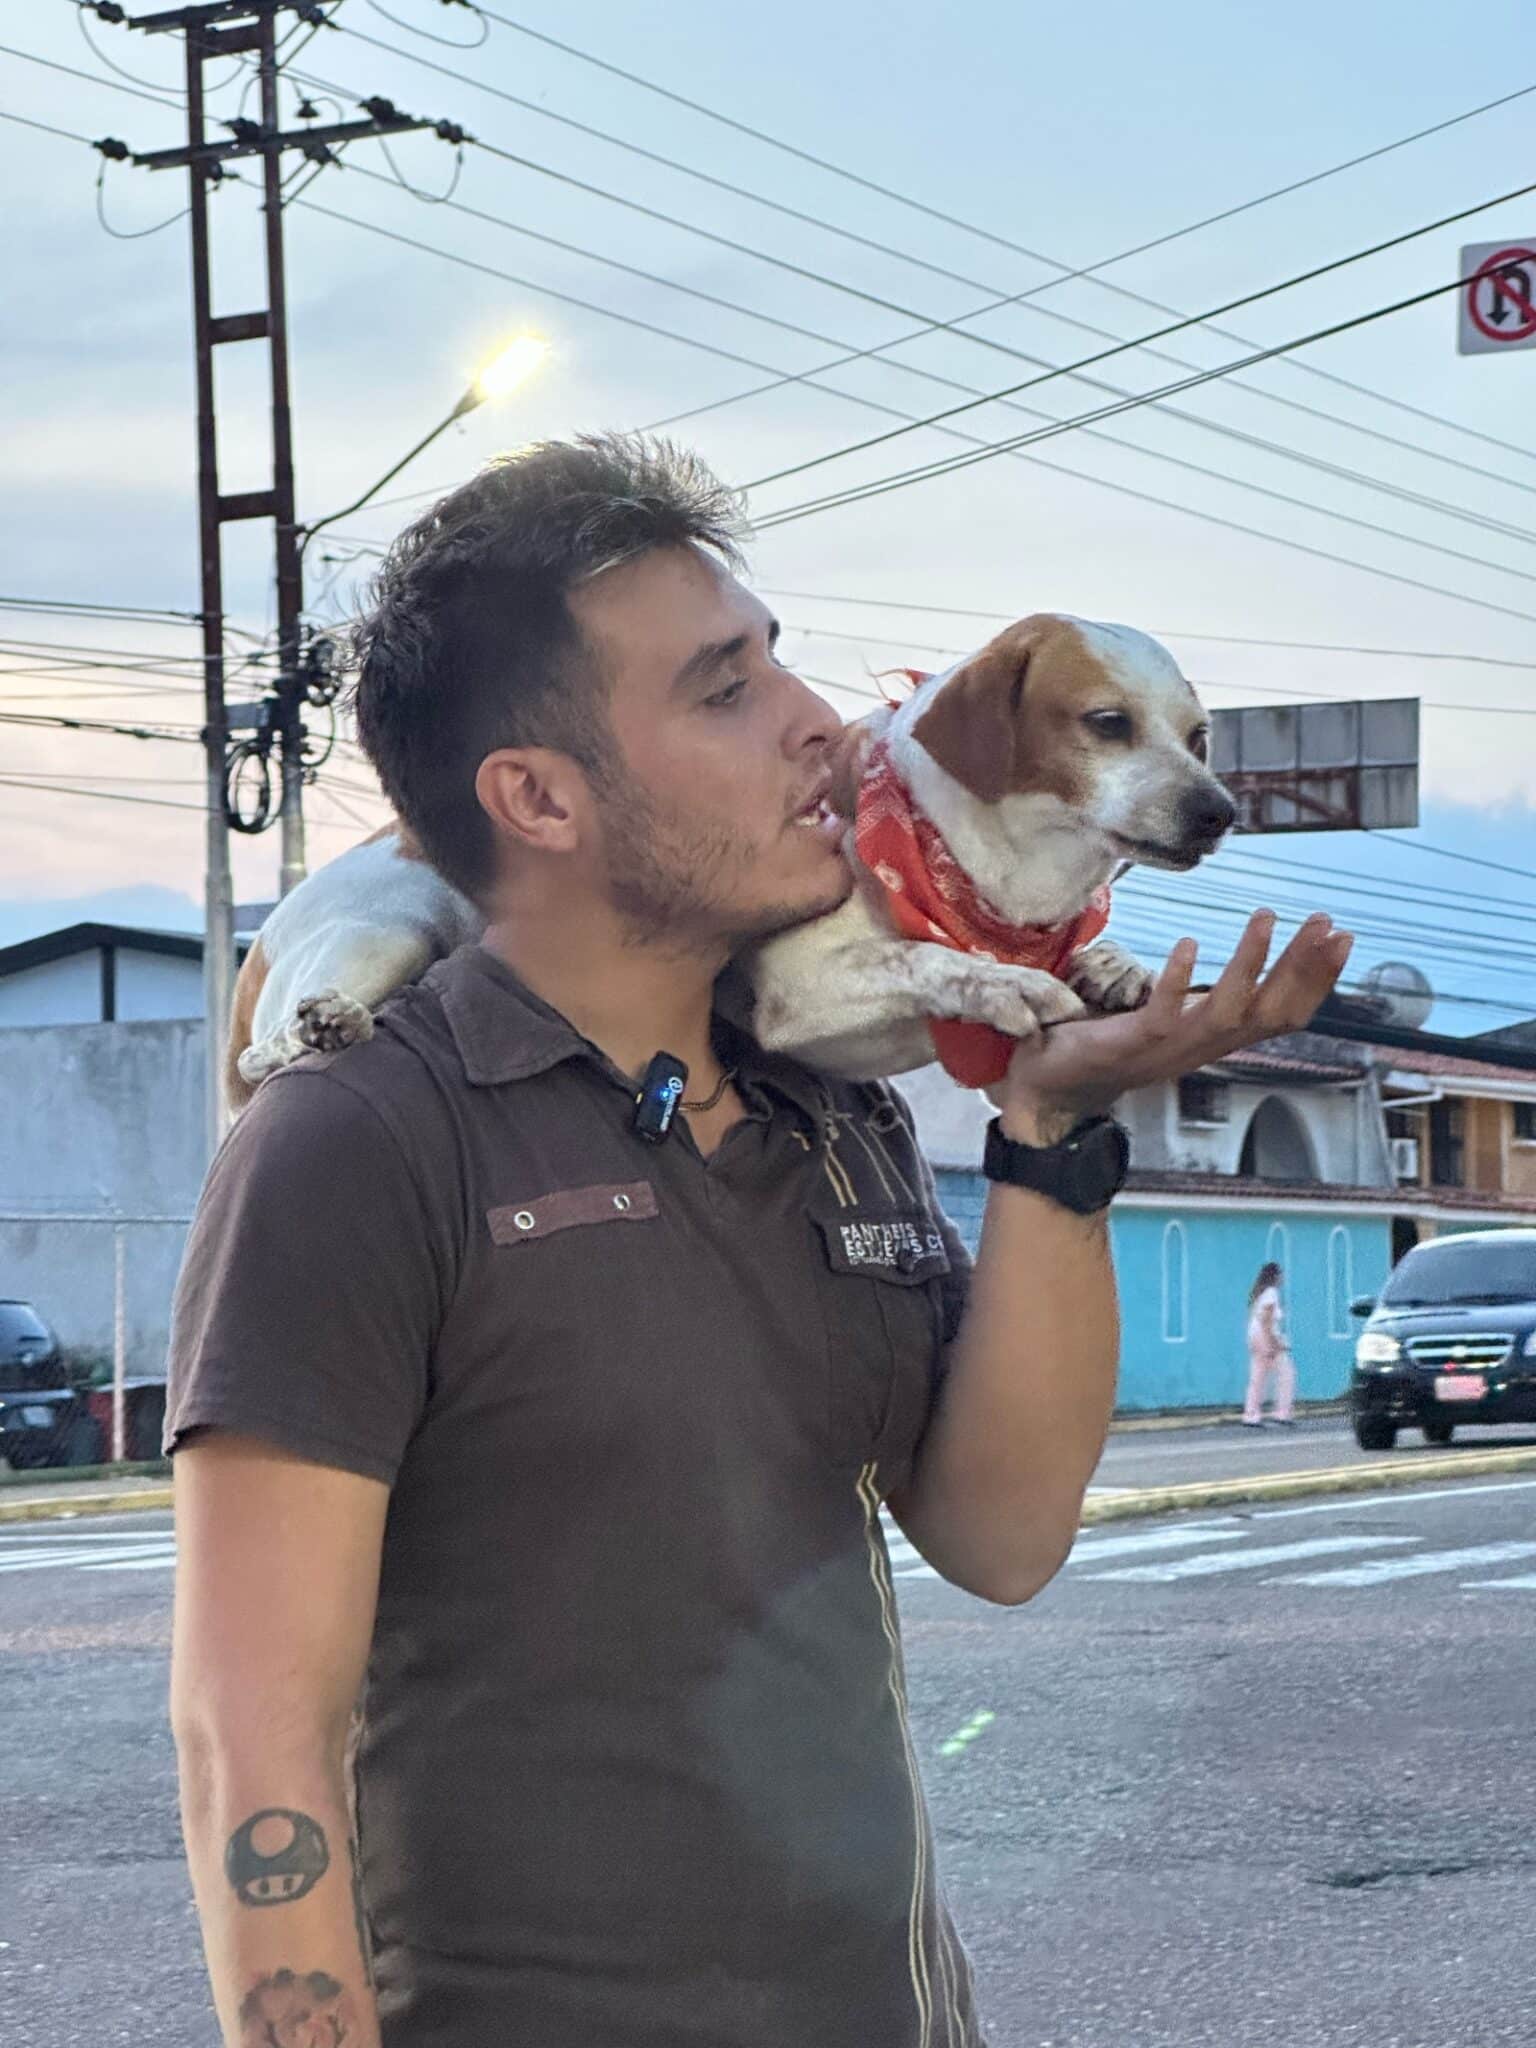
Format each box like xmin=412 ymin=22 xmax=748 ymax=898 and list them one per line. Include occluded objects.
xmin=7 ymin=1411 xmax=1536 ymax=1526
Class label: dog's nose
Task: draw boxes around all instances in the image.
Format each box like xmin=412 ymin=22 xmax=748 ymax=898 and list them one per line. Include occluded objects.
xmin=1180 ymin=784 xmax=1237 ymax=844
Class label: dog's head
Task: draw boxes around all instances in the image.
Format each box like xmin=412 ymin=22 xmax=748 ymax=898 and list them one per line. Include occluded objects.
xmin=905 ymin=612 xmax=1235 ymax=871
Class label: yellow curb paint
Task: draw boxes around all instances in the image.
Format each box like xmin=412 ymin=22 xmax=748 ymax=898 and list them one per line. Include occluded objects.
xmin=1078 ymin=1446 xmax=1536 ymax=1527
xmin=0 ymin=1485 xmax=173 ymax=1526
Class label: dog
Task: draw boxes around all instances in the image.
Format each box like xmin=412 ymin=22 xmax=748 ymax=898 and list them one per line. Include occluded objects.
xmin=227 ymin=613 xmax=1234 ymax=1108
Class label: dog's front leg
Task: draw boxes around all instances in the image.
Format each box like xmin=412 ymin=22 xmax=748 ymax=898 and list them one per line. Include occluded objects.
xmin=753 ymin=921 xmax=1086 ymax=1079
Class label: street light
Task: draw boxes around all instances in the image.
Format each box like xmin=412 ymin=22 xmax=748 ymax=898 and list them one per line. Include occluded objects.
xmin=299 ymin=332 xmax=549 ymax=554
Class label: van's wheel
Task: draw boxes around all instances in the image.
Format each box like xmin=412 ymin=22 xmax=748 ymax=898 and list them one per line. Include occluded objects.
xmin=1354 ymin=1415 xmax=1398 ymax=1452
xmin=1422 ymin=1420 xmax=1456 ymax=1448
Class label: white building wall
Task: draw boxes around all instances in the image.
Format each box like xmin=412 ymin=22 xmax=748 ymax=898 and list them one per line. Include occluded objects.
xmin=0 ymin=951 xmax=101 ymax=1027
xmin=897 ymin=1058 xmax=1381 ymax=1186
xmin=115 ymin=950 xmax=203 ymax=1021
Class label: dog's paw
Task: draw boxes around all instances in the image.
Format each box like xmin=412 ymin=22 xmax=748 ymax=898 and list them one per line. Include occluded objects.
xmin=1066 ymin=939 xmax=1154 ymax=1015
xmin=949 ymin=960 xmax=1088 ymax=1039
xmin=295 ymin=989 xmax=375 ymax=1054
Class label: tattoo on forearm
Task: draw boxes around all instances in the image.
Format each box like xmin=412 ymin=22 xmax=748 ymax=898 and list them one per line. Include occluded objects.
xmin=239 ymin=1966 xmax=358 ymax=2046
xmin=225 ymin=1809 xmax=330 ymax=1907
xmin=349 ymin=1836 xmax=375 ymax=1990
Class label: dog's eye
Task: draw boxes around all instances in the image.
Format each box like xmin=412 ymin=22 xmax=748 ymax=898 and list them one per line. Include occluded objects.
xmin=1189 ymin=725 xmax=1210 ymax=761
xmin=1084 ymin=710 xmax=1134 ymax=742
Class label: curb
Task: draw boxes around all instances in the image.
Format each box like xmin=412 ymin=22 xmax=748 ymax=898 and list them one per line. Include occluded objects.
xmin=4 ymin=1443 xmax=1534 ymax=1532
xmin=0 ymin=1485 xmax=174 ymax=1525
xmin=1079 ymin=1445 xmax=1536 ymax=1525
xmin=1109 ymin=1402 xmax=1344 ymax=1435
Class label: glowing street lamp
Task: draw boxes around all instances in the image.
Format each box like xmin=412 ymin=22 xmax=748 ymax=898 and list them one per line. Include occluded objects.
xmin=301 ymin=332 xmax=550 ymax=551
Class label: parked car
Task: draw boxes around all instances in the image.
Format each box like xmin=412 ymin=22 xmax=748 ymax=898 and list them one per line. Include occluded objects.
xmin=0 ymin=1298 xmax=103 ymax=1469
xmin=1349 ymin=1228 xmax=1536 ymax=1451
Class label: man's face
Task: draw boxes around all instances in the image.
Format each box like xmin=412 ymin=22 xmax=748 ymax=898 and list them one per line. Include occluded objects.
xmin=568 ymin=544 xmax=852 ymax=950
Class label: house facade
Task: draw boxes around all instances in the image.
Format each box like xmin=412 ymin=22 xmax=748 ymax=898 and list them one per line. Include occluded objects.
xmin=899 ymin=1011 xmax=1536 ymax=1414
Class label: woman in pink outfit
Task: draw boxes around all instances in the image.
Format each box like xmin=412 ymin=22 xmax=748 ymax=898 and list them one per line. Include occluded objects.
xmin=1243 ymin=1261 xmax=1296 ymax=1427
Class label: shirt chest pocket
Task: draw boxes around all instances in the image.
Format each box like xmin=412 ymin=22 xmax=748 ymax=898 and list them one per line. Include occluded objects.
xmin=811 ymin=1207 xmax=950 ymax=1478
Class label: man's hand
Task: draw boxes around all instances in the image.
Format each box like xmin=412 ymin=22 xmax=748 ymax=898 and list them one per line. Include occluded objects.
xmin=993 ymin=911 xmax=1353 ymax=1143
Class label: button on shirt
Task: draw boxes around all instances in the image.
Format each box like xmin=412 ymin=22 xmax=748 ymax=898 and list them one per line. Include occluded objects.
xmin=165 ymin=945 xmax=985 ymax=2048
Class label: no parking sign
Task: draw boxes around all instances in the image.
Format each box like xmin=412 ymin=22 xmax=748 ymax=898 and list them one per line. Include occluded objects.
xmin=1458 ymin=239 xmax=1536 ymax=353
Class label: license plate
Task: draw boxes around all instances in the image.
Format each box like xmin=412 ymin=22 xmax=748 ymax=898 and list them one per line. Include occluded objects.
xmin=19 ymin=1406 xmax=57 ymax=1428
xmin=1435 ymin=1374 xmax=1486 ymax=1402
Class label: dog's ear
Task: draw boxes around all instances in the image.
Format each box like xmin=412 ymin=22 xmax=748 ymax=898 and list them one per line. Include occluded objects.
xmin=911 ymin=631 xmax=1034 ymax=805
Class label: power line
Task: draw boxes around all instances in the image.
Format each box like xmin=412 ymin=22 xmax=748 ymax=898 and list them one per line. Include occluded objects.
xmin=331 ymin=157 xmax=1536 ymax=580
xmin=748 ymin=260 xmax=1536 ymax=534
xmin=743 ymin=169 xmax=1536 ymax=500
xmin=294 ymin=204 xmax=1536 ymax=645
xmin=0 ymin=105 xmax=103 ymax=148
xmin=468 ymin=5 xmax=1536 ymax=475
xmin=0 ymin=708 xmax=203 ymax=742
xmin=328 ymin=14 xmax=1536 ymax=524
xmin=1376 ymin=833 xmax=1536 ymax=891
xmin=307 ymin=28 xmax=1536 ymax=548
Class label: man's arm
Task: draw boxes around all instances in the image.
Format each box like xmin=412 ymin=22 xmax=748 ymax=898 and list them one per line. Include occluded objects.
xmin=172 ymin=1433 xmax=390 ymax=2048
xmin=889 ymin=911 xmax=1352 ymax=1606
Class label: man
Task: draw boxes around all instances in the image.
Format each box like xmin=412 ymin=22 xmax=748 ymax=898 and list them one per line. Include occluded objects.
xmin=166 ymin=434 xmax=1351 ymax=2048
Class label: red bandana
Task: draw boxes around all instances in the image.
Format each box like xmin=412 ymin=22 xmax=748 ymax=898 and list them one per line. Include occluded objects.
xmin=854 ymin=739 xmax=1111 ymax=1087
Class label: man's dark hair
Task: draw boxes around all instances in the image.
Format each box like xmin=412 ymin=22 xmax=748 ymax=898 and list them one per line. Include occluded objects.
xmin=350 ymin=432 xmax=748 ymax=902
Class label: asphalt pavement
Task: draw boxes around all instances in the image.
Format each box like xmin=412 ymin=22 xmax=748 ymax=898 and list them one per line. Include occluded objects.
xmin=5 ymin=1463 xmax=1535 ymax=2045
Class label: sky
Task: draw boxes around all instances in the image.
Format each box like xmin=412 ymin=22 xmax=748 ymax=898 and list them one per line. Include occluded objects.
xmin=3 ymin=0 xmax=1536 ymax=1033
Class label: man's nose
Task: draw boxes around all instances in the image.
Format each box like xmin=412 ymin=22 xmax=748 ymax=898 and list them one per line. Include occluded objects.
xmin=784 ymin=671 xmax=846 ymax=756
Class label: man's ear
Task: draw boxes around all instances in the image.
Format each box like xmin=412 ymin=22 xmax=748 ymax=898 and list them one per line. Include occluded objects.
xmin=910 ymin=630 xmax=1034 ymax=805
xmin=474 ymin=746 xmax=585 ymax=853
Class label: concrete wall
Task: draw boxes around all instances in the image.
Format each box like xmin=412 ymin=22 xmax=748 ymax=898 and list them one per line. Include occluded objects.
xmin=0 ymin=1019 xmax=206 ymax=1373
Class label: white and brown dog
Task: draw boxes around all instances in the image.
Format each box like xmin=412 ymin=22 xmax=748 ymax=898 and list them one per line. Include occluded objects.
xmin=228 ymin=613 xmax=1234 ymax=1108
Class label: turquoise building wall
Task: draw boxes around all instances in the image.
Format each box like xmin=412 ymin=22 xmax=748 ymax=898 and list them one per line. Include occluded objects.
xmin=933 ymin=1170 xmax=1394 ymax=1413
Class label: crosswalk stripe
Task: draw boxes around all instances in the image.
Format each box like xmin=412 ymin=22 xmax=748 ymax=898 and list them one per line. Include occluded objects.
xmin=1462 ymin=1574 xmax=1536 ymax=1589
xmin=0 ymin=1543 xmax=174 ymax=1574
xmin=1080 ymin=1534 xmax=1414 ymax=1583
xmin=80 ymin=1555 xmax=176 ymax=1573
xmin=1281 ymin=1541 xmax=1536 ymax=1588
xmin=1066 ymin=1522 xmax=1244 ymax=1565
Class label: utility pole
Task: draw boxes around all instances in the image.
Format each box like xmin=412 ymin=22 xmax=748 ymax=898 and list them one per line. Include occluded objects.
xmin=106 ymin=0 xmax=452 ymax=1155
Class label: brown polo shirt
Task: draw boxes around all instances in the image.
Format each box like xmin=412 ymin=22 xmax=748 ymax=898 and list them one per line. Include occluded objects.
xmin=166 ymin=944 xmax=985 ymax=2048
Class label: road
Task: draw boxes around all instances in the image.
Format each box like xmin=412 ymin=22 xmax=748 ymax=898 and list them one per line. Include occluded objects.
xmin=3 ymin=1462 xmax=1534 ymax=2045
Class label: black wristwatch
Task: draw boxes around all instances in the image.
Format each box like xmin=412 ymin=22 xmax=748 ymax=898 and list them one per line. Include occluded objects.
xmin=981 ymin=1113 xmax=1130 ymax=1215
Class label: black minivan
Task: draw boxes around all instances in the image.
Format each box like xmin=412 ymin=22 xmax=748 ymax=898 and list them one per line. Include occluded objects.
xmin=1350 ymin=1228 xmax=1536 ymax=1451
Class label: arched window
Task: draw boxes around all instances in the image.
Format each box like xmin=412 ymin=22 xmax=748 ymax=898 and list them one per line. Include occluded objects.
xmin=1162 ymin=1221 xmax=1189 ymax=1343
xmin=1239 ymin=1097 xmax=1319 ymax=1182
xmin=1265 ymin=1220 xmax=1291 ymax=1277
xmin=1327 ymin=1226 xmax=1353 ymax=1337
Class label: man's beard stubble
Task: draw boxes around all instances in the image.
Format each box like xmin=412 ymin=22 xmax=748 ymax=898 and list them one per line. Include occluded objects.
xmin=593 ymin=768 xmax=844 ymax=954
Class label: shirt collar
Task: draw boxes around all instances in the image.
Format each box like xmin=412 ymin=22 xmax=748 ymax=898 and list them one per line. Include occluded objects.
xmin=433 ymin=944 xmax=833 ymax=1130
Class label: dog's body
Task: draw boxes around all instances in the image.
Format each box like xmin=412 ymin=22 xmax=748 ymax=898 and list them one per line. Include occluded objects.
xmin=228 ymin=613 xmax=1234 ymax=1108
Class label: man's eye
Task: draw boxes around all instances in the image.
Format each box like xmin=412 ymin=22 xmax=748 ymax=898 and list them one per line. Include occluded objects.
xmin=705 ymin=679 xmax=748 ymax=709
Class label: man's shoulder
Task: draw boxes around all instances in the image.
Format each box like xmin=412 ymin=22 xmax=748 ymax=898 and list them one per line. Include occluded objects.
xmin=239 ymin=977 xmax=465 ymax=1162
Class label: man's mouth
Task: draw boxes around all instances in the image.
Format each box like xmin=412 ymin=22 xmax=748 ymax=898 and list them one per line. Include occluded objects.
xmin=788 ymin=781 xmax=844 ymax=845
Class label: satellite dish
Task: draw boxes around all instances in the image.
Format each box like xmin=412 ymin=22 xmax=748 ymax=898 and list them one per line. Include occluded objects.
xmin=1359 ymin=960 xmax=1434 ymax=1030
